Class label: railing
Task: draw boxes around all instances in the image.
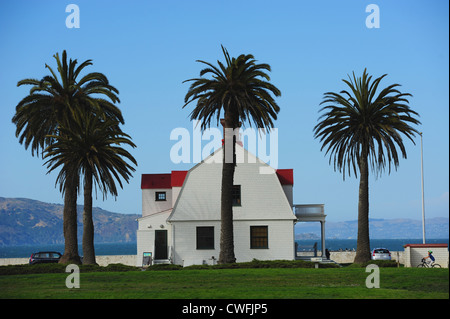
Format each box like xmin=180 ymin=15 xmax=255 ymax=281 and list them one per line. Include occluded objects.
xmin=294 ymin=204 xmax=324 ymax=215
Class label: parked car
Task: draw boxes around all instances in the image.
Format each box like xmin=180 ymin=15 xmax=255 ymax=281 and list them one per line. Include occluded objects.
xmin=371 ymin=248 xmax=391 ymax=260
xmin=29 ymin=251 xmax=62 ymax=265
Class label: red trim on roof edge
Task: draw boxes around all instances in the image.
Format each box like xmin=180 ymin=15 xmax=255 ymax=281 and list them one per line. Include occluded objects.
xmin=276 ymin=169 xmax=294 ymax=185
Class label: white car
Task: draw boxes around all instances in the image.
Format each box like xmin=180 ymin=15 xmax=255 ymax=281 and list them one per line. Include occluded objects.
xmin=371 ymin=248 xmax=391 ymax=260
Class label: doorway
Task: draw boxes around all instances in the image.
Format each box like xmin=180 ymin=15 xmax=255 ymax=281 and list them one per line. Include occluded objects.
xmin=154 ymin=230 xmax=168 ymax=259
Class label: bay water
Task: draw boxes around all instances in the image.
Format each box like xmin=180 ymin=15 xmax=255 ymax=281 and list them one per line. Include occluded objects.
xmin=1 ymin=238 xmax=448 ymax=258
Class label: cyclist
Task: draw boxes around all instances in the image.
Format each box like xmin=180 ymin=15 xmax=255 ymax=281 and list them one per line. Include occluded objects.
xmin=423 ymin=250 xmax=435 ymax=266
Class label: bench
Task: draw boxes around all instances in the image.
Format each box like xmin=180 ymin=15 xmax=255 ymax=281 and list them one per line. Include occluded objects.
xmin=310 ymin=257 xmax=323 ymax=268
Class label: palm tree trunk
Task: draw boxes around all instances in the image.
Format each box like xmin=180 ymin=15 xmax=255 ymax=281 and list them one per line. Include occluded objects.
xmin=82 ymin=169 xmax=97 ymax=265
xmin=218 ymin=114 xmax=237 ymax=264
xmin=59 ymin=171 xmax=81 ymax=264
xmin=354 ymin=154 xmax=371 ymax=264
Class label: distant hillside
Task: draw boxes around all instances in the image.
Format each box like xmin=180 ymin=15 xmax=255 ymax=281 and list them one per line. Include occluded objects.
xmin=2 ymin=197 xmax=448 ymax=246
xmin=0 ymin=197 xmax=139 ymax=246
xmin=295 ymin=217 xmax=449 ymax=239
xmin=295 ymin=232 xmax=320 ymax=240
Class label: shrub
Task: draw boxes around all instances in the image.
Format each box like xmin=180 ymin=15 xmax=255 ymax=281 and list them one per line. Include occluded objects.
xmin=348 ymin=260 xmax=399 ymax=268
xmin=146 ymin=263 xmax=183 ymax=271
xmin=102 ymin=263 xmax=140 ymax=272
xmin=0 ymin=263 xmax=67 ymax=275
xmin=185 ymin=259 xmax=339 ymax=270
xmin=0 ymin=262 xmax=141 ymax=275
xmin=0 ymin=258 xmax=340 ymax=275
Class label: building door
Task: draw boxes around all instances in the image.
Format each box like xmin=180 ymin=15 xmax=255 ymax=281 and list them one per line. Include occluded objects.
xmin=154 ymin=230 xmax=168 ymax=259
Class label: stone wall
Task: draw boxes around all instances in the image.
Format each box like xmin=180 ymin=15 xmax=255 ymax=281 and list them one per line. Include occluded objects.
xmin=1 ymin=250 xmax=447 ymax=267
xmin=297 ymin=251 xmax=406 ymax=265
xmin=0 ymin=255 xmax=137 ymax=267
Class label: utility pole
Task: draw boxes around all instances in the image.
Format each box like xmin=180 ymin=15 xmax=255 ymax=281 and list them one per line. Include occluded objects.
xmin=419 ymin=132 xmax=426 ymax=244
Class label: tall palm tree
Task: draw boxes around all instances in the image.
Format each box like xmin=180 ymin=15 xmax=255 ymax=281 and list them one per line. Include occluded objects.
xmin=314 ymin=69 xmax=420 ymax=263
xmin=183 ymin=46 xmax=281 ymax=263
xmin=12 ymin=50 xmax=123 ymax=264
xmin=44 ymin=112 xmax=137 ymax=265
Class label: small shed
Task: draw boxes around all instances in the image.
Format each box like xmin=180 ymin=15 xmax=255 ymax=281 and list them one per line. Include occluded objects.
xmin=403 ymin=243 xmax=448 ymax=268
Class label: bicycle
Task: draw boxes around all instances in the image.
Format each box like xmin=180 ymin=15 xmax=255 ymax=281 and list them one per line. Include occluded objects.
xmin=417 ymin=258 xmax=441 ymax=268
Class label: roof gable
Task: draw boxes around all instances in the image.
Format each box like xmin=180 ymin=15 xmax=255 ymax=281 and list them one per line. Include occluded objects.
xmin=168 ymin=144 xmax=295 ymax=222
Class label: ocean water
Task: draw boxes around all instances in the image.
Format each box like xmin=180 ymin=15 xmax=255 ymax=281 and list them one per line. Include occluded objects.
xmin=1 ymin=238 xmax=448 ymax=258
xmin=0 ymin=242 xmax=137 ymax=258
xmin=296 ymin=238 xmax=449 ymax=252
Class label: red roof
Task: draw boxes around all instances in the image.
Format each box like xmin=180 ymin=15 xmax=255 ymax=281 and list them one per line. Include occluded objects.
xmin=403 ymin=243 xmax=448 ymax=248
xmin=141 ymin=174 xmax=172 ymax=189
xmin=276 ymin=169 xmax=294 ymax=185
xmin=141 ymin=171 xmax=188 ymax=189
xmin=171 ymin=170 xmax=188 ymax=187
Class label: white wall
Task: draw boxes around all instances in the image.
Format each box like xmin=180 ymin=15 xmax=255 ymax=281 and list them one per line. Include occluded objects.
xmin=404 ymin=246 xmax=449 ymax=268
xmin=136 ymin=211 xmax=172 ymax=266
xmin=234 ymin=220 xmax=295 ymax=262
xmin=172 ymin=220 xmax=295 ymax=266
xmin=281 ymin=185 xmax=293 ymax=208
xmin=142 ymin=188 xmax=172 ymax=217
xmin=171 ymin=221 xmax=220 ymax=266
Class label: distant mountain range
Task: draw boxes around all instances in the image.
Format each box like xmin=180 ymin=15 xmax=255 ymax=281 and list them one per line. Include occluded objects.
xmin=295 ymin=217 xmax=449 ymax=239
xmin=0 ymin=197 xmax=448 ymax=246
xmin=0 ymin=197 xmax=139 ymax=246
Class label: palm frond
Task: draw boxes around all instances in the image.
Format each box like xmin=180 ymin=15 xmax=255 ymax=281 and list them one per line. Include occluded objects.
xmin=183 ymin=46 xmax=281 ymax=132
xmin=314 ymin=68 xmax=421 ymax=179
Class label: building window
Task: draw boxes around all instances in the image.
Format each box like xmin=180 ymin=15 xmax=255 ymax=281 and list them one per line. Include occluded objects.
xmin=196 ymin=226 xmax=214 ymax=249
xmin=232 ymin=185 xmax=241 ymax=206
xmin=250 ymin=226 xmax=268 ymax=249
xmin=155 ymin=191 xmax=166 ymax=201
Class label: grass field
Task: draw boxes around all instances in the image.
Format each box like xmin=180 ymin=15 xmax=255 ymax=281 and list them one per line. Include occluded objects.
xmin=0 ymin=263 xmax=448 ymax=299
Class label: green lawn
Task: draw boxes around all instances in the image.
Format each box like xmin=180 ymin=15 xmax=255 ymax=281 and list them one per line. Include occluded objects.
xmin=0 ymin=266 xmax=448 ymax=299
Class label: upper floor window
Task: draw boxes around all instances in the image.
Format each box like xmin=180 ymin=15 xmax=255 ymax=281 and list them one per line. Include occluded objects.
xmin=232 ymin=185 xmax=241 ymax=206
xmin=155 ymin=191 xmax=166 ymax=201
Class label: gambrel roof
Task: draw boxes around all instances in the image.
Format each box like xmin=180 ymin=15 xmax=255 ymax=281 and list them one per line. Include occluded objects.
xmin=168 ymin=144 xmax=296 ymax=222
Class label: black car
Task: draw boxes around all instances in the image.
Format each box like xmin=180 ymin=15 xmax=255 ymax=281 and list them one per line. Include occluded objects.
xmin=29 ymin=251 xmax=62 ymax=265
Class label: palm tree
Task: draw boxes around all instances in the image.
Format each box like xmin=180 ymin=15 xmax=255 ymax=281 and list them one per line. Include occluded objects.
xmin=313 ymin=68 xmax=420 ymax=263
xmin=44 ymin=112 xmax=137 ymax=265
xmin=183 ymin=46 xmax=281 ymax=263
xmin=12 ymin=50 xmax=123 ymax=264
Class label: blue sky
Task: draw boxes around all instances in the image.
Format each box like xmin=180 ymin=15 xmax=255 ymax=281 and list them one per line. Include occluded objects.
xmin=0 ymin=0 xmax=448 ymax=224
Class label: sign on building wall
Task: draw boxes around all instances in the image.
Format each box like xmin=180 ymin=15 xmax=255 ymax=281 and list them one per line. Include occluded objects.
xmin=142 ymin=252 xmax=152 ymax=267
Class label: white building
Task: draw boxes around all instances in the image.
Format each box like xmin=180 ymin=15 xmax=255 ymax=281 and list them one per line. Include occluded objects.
xmin=137 ymin=143 xmax=324 ymax=267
